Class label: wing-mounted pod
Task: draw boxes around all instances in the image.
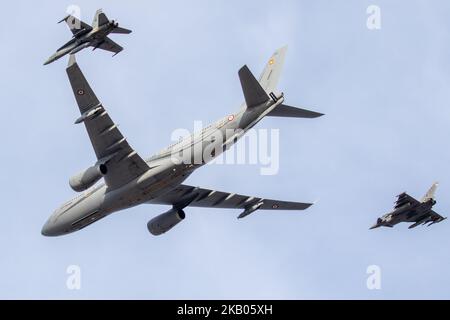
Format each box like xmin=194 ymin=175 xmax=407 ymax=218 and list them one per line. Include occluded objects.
xmin=146 ymin=194 xmax=199 ymax=236
xmin=147 ymin=208 xmax=186 ymax=236
xmin=69 ymin=164 xmax=107 ymax=192
xmin=238 ymin=201 xmax=264 ymax=219
xmin=69 ymin=154 xmax=116 ymax=192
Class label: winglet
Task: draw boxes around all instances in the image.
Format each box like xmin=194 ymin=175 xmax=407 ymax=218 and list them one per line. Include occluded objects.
xmin=68 ymin=54 xmax=77 ymax=67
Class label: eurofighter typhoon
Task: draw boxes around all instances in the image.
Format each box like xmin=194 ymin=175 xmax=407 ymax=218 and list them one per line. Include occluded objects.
xmin=370 ymin=183 xmax=446 ymax=230
xmin=41 ymin=47 xmax=324 ymax=237
xmin=44 ymin=9 xmax=131 ymax=65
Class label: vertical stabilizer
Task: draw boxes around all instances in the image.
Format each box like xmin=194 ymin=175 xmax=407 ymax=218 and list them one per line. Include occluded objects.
xmin=421 ymin=182 xmax=439 ymax=202
xmin=92 ymin=9 xmax=109 ymax=28
xmin=258 ymin=46 xmax=288 ymax=93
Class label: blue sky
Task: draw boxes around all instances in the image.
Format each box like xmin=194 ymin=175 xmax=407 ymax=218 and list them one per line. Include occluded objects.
xmin=1 ymin=0 xmax=450 ymax=299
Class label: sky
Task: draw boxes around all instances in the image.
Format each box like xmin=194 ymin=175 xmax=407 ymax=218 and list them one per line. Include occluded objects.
xmin=1 ymin=0 xmax=450 ymax=299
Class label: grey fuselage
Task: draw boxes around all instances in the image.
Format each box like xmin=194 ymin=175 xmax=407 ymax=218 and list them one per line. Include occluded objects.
xmin=41 ymin=94 xmax=284 ymax=236
xmin=371 ymin=199 xmax=436 ymax=229
xmin=44 ymin=23 xmax=116 ymax=65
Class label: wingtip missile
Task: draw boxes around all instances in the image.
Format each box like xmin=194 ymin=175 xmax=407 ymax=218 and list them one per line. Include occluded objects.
xmin=58 ymin=14 xmax=71 ymax=24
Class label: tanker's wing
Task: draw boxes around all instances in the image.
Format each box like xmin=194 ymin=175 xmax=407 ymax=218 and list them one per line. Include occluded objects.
xmin=66 ymin=55 xmax=149 ymax=190
xmin=148 ymin=184 xmax=313 ymax=219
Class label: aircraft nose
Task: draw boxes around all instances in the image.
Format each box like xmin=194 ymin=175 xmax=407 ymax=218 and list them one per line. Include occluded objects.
xmin=41 ymin=216 xmax=64 ymax=237
xmin=41 ymin=219 xmax=55 ymax=236
xmin=370 ymin=219 xmax=382 ymax=230
xmin=43 ymin=57 xmax=54 ymax=66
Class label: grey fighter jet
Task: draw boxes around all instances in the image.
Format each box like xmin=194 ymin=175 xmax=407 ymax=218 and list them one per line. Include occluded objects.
xmin=41 ymin=47 xmax=324 ymax=237
xmin=370 ymin=183 xmax=446 ymax=230
xmin=44 ymin=9 xmax=131 ymax=65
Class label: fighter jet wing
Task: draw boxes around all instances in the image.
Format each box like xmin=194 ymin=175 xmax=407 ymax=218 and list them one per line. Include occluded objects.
xmin=66 ymin=55 xmax=149 ymax=190
xmin=96 ymin=37 xmax=123 ymax=55
xmin=394 ymin=192 xmax=420 ymax=209
xmin=148 ymin=184 xmax=312 ymax=214
xmin=429 ymin=210 xmax=446 ymax=222
xmin=408 ymin=209 xmax=446 ymax=229
xmin=59 ymin=15 xmax=92 ymax=35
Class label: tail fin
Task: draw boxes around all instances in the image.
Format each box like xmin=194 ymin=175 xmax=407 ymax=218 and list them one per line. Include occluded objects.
xmin=92 ymin=9 xmax=109 ymax=28
xmin=421 ymin=182 xmax=439 ymax=202
xmin=238 ymin=65 xmax=270 ymax=108
xmin=258 ymin=46 xmax=288 ymax=93
xmin=267 ymin=104 xmax=324 ymax=118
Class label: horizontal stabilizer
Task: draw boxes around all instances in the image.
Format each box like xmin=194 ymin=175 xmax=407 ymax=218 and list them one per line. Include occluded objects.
xmin=111 ymin=26 xmax=132 ymax=34
xmin=267 ymin=104 xmax=324 ymax=118
xmin=239 ymin=65 xmax=270 ymax=108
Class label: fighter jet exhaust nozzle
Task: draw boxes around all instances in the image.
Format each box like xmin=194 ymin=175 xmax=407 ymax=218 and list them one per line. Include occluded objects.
xmin=69 ymin=164 xmax=108 ymax=192
xmin=147 ymin=208 xmax=186 ymax=236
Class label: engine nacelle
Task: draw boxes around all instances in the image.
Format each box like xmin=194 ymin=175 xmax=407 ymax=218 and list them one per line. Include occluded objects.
xmin=69 ymin=164 xmax=108 ymax=192
xmin=147 ymin=208 xmax=186 ymax=236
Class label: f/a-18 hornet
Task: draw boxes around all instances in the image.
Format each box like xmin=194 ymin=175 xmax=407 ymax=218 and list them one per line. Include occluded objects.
xmin=44 ymin=9 xmax=131 ymax=65
xmin=41 ymin=47 xmax=324 ymax=237
xmin=370 ymin=183 xmax=446 ymax=230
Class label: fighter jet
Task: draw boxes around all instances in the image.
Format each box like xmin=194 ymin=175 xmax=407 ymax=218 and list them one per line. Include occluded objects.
xmin=370 ymin=183 xmax=446 ymax=230
xmin=44 ymin=9 xmax=131 ymax=65
xmin=41 ymin=47 xmax=324 ymax=237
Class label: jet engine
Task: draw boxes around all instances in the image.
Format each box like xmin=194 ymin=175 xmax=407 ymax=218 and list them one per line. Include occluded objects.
xmin=69 ymin=164 xmax=108 ymax=192
xmin=147 ymin=208 xmax=186 ymax=236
